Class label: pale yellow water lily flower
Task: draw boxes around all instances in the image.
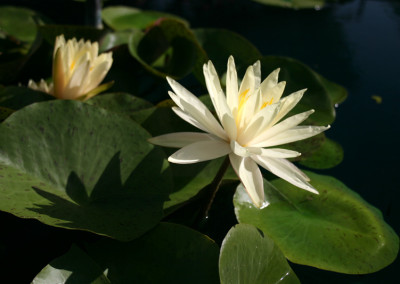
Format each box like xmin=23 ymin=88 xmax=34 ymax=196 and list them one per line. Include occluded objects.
xmin=149 ymin=56 xmax=330 ymax=208
xmin=28 ymin=34 xmax=113 ymax=100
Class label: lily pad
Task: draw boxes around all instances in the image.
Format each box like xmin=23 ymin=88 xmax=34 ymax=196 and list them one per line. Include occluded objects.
xmin=234 ymin=172 xmax=399 ymax=273
xmin=33 ymin=223 xmax=220 ymax=284
xmin=0 ymin=6 xmax=47 ymax=43
xmin=102 ymin=6 xmax=188 ymax=30
xmin=298 ymin=137 xmax=344 ymax=169
xmin=193 ymin=28 xmax=262 ymax=78
xmin=220 ymin=224 xmax=300 ymax=284
xmin=0 ymin=100 xmax=171 ymax=241
xmin=251 ymin=0 xmax=325 ymax=9
xmin=0 ymin=86 xmax=53 ymax=111
xmin=128 ymin=18 xmax=207 ymax=79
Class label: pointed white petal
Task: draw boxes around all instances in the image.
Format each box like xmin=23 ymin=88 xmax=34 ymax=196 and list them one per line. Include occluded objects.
xmin=226 ymin=56 xmax=239 ymax=115
xmin=168 ymin=140 xmax=231 ymax=164
xmin=238 ymin=65 xmax=255 ymax=97
xmin=204 ymin=62 xmax=237 ymax=140
xmin=259 ymin=68 xmax=280 ymax=91
xmin=229 ymin=154 xmax=264 ymax=208
xmin=249 ymin=109 xmax=315 ymax=146
xmin=254 ymin=148 xmax=301 ymax=158
xmin=254 ymin=125 xmax=330 ymax=148
xmin=261 ymin=81 xmax=286 ymax=104
xmin=238 ymin=102 xmax=280 ymax=145
xmin=272 ymin=89 xmax=306 ymax=124
xmin=252 ymin=155 xmax=318 ymax=194
xmin=148 ymin=132 xmax=216 ymax=148
xmin=167 ymin=79 xmax=227 ymax=139
xmin=171 ymin=107 xmax=210 ymax=134
xmin=252 ymin=60 xmax=261 ymax=89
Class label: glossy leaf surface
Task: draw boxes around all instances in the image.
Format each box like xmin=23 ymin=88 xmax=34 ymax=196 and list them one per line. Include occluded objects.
xmin=0 ymin=100 xmax=171 ymax=241
xmin=220 ymin=224 xmax=300 ymax=284
xmin=234 ymin=172 xmax=399 ymax=273
xmin=33 ymin=223 xmax=219 ymax=284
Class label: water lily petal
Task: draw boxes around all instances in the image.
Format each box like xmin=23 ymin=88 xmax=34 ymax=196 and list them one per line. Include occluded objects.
xmin=261 ymin=81 xmax=286 ymax=105
xmin=229 ymin=154 xmax=264 ymax=208
xmin=252 ymin=155 xmax=318 ymax=194
xmin=169 ymin=91 xmax=227 ymax=140
xmin=148 ymin=132 xmax=216 ymax=148
xmin=226 ymin=56 xmax=239 ymax=116
xmin=249 ymin=109 xmax=315 ymax=146
xmin=259 ymin=68 xmax=280 ymax=92
xmin=253 ymin=60 xmax=261 ymax=89
xmin=238 ymin=65 xmax=255 ymax=98
xmin=238 ymin=102 xmax=280 ymax=145
xmin=171 ymin=106 xmax=210 ymax=134
xmin=255 ymin=148 xmax=301 ymax=158
xmin=204 ymin=62 xmax=237 ymax=140
xmin=169 ymin=140 xmax=231 ymax=164
xmin=255 ymin=125 xmax=330 ymax=148
xmin=272 ymin=89 xmax=306 ymax=124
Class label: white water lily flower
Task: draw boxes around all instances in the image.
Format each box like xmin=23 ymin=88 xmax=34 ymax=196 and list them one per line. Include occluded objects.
xmin=149 ymin=56 xmax=330 ymax=208
xmin=28 ymin=34 xmax=113 ymax=100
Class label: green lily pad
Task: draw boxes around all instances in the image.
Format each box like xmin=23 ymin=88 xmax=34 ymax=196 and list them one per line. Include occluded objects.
xmin=87 ymin=92 xmax=153 ymax=115
xmin=34 ymin=223 xmax=220 ymax=283
xmin=128 ymin=18 xmax=207 ymax=79
xmin=102 ymin=6 xmax=188 ymax=30
xmin=298 ymin=137 xmax=344 ymax=169
xmin=0 ymin=100 xmax=171 ymax=241
xmin=220 ymin=224 xmax=300 ymax=284
xmin=0 ymin=86 xmax=53 ymax=110
xmin=38 ymin=25 xmax=106 ymax=45
xmin=234 ymin=172 xmax=399 ymax=273
xmin=99 ymin=30 xmax=135 ymax=52
xmin=0 ymin=6 xmax=47 ymax=43
xmin=251 ymin=0 xmax=325 ymax=9
xmin=260 ymin=56 xmax=343 ymax=125
xmin=33 ymin=244 xmax=110 ymax=284
xmin=193 ymin=28 xmax=262 ymax=78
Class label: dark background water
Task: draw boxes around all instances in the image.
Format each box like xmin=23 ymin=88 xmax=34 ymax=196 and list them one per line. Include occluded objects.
xmin=1 ymin=0 xmax=399 ymax=283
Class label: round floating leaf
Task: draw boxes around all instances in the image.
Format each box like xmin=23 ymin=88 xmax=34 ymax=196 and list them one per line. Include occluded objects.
xmin=0 ymin=6 xmax=47 ymax=43
xmin=251 ymin=0 xmax=325 ymax=9
xmin=87 ymin=92 xmax=153 ymax=116
xmin=193 ymin=28 xmax=262 ymax=77
xmin=38 ymin=25 xmax=106 ymax=45
xmin=234 ymin=172 xmax=399 ymax=273
xmin=317 ymin=75 xmax=348 ymax=105
xmin=298 ymin=137 xmax=344 ymax=169
xmin=220 ymin=224 xmax=300 ymax=284
xmin=99 ymin=30 xmax=134 ymax=52
xmin=0 ymin=86 xmax=53 ymax=111
xmin=128 ymin=18 xmax=207 ymax=79
xmin=260 ymin=56 xmax=340 ymax=125
xmin=34 ymin=223 xmax=220 ymax=283
xmin=102 ymin=5 xmax=188 ymax=30
xmin=33 ymin=245 xmax=110 ymax=284
xmin=0 ymin=100 xmax=171 ymax=241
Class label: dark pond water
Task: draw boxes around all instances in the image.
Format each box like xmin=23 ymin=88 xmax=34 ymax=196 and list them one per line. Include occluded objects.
xmin=0 ymin=0 xmax=399 ymax=282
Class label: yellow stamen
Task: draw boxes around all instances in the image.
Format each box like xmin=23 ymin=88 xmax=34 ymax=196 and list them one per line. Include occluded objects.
xmin=70 ymin=60 xmax=76 ymax=70
xmin=261 ymin=98 xmax=274 ymax=109
xmin=238 ymin=89 xmax=250 ymax=111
